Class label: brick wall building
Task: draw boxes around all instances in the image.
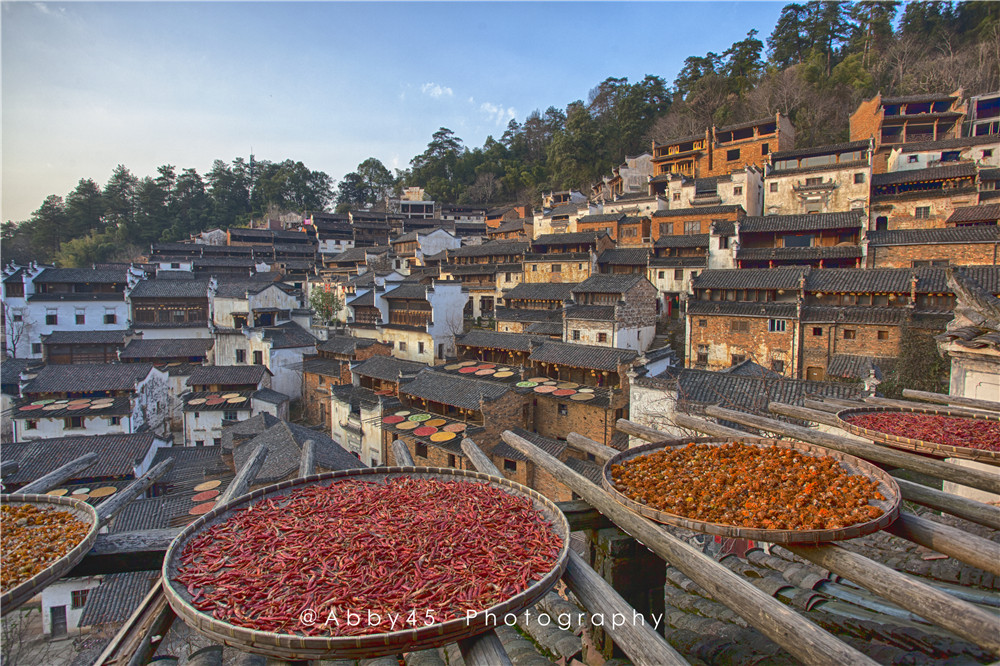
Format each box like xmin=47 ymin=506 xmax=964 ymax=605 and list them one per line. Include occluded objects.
xmin=651 ymin=205 xmax=745 ymax=242
xmin=522 ymin=232 xmax=614 ymax=284
xmin=870 ymin=164 xmax=980 ymax=232
xmin=764 ymin=141 xmax=872 ymax=217
xmin=735 ymin=211 xmax=865 ymax=269
xmin=301 ymin=336 xmax=391 ymax=425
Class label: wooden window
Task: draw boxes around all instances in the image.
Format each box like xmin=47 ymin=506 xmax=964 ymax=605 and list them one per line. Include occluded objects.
xmin=684 ymin=221 xmax=699 ymax=235
xmin=731 ymin=354 xmax=746 ymax=366
xmin=659 ymin=223 xmax=670 ymax=235
xmin=915 ymin=206 xmax=931 ymax=219
xmin=447 ymin=454 xmax=456 ymax=468
xmin=399 ymin=341 xmax=407 ymax=352
xmin=64 ymin=416 xmax=84 ymax=429
xmin=877 ymin=330 xmax=889 ymax=340
xmin=597 ymin=333 xmax=607 ymax=343
xmin=768 ymin=319 xmax=786 ymax=332
xmin=769 ymin=183 xmax=778 ymax=192
xmin=812 ymin=327 xmax=823 ymax=336
xmin=415 ymin=442 xmax=428 ymax=458
xmin=45 ymin=313 xmax=58 ymax=325
xmin=551 ymin=264 xmax=561 ymax=273
xmin=727 ymin=149 xmax=740 ymax=161
xmin=104 ymin=313 xmax=116 ymax=324
xmin=696 ymin=345 xmax=709 ymax=366
xmin=572 ymin=330 xmax=581 ymax=341
xmin=731 ymin=320 xmax=749 ymax=332
xmin=109 ymin=416 xmax=121 ymax=425
xmin=71 ymin=589 xmax=89 ymax=609
xmin=761 ymin=143 xmax=770 ymax=155
xmin=771 ymin=359 xmax=785 ymax=374
xmin=733 ymin=186 xmax=742 ymax=196
xmin=26 ymin=419 xmax=38 ymax=430
xmin=854 ymin=173 xmax=866 ymax=184
xmin=698 ymin=319 xmax=707 ymax=327
xmin=75 ymin=313 xmax=85 ymax=325
xmin=558 ymin=404 xmax=568 ymax=416
xmin=674 ymin=269 xmax=683 ymax=279
xmin=843 ymin=329 xmax=856 ymax=340
xmin=504 ymin=459 xmax=517 ymax=472
xmin=224 ymin=410 xmax=239 ymax=421
xmin=235 ymin=349 xmax=246 ymax=363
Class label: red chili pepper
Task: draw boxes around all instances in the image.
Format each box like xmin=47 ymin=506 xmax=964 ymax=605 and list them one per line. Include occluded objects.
xmin=848 ymin=412 xmax=1000 ymax=451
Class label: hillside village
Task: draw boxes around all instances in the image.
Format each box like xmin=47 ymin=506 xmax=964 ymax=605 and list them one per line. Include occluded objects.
xmin=2 ymin=86 xmax=1000 ymax=664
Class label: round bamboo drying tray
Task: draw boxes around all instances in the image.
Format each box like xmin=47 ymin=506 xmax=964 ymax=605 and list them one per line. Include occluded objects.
xmin=1 ymin=494 xmax=100 ymax=615
xmin=162 ymin=467 xmax=571 ymax=660
xmin=836 ymin=406 xmax=1000 ymax=465
xmin=602 ymin=439 xmax=900 ymax=544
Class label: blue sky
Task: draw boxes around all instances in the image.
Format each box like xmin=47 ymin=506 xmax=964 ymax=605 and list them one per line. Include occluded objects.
xmin=2 ymin=1 xmax=787 ymax=222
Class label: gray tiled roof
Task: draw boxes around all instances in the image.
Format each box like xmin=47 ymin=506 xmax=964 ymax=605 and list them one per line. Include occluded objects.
xmin=129 ymin=277 xmax=210 ymax=299
xmin=545 ymin=203 xmax=586 ymax=217
xmin=770 ymin=141 xmax=870 ymax=162
xmin=872 ymin=163 xmax=976 ymax=187
xmin=119 ymin=338 xmax=214 ymax=360
xmin=317 ymin=335 xmax=376 ymax=356
xmin=41 ymin=330 xmax=130 ymax=345
xmin=253 ymin=387 xmax=289 ymax=404
xmin=736 ymin=246 xmax=863 ymax=261
xmin=528 ymin=341 xmax=638 ymax=371
xmin=211 ymin=279 xmax=291 ymax=299
xmin=738 ymin=211 xmax=864 ymax=234
xmin=827 ymin=354 xmax=895 ymax=380
xmin=504 ymin=282 xmax=577 ymax=302
xmin=260 ymin=321 xmax=317 ymax=349
xmin=805 ymin=268 xmax=914 ymax=294
xmin=899 ymin=134 xmax=1000 ymax=153
xmin=525 ymin=321 xmax=563 ymax=336
xmin=1 ymin=359 xmax=34 ymax=392
xmin=491 ymin=218 xmax=530 ymax=234
xmin=801 ymin=306 xmax=910 ymax=325
xmin=687 ymin=301 xmax=799 ymax=318
xmin=400 ymin=368 xmax=511 ymax=410
xmin=946 ymin=204 xmax=1000 ymax=224
xmin=232 ymin=419 xmax=362 ymax=485
xmin=654 ymin=234 xmax=710 ymax=248
xmin=447 ymin=241 xmax=528 ymax=258
xmin=79 ymin=572 xmax=158 ymax=628
xmin=692 ymin=268 xmax=806 ymax=290
xmin=458 ymin=330 xmax=550 ymax=352
xmin=649 ymin=256 xmax=707 ymax=268
xmin=724 ymin=360 xmax=782 ymax=379
xmin=1 ymin=433 xmax=159 ymax=485
xmin=573 ymin=273 xmax=647 ymax=294
xmin=868 ymin=225 xmax=1000 ymax=246
xmin=22 ymin=363 xmax=154 ymax=393
xmin=532 ymin=231 xmax=606 ymax=246
xmin=383 ymin=284 xmax=429 ymax=300
xmin=565 ymin=457 xmax=604 ymax=484
xmin=651 ymin=205 xmax=743 ymax=218
xmin=717 ymin=116 xmax=775 ymax=133
xmin=669 ymin=368 xmax=863 ymax=414
xmin=578 ymin=213 xmax=626 ymax=224
xmin=33 ymin=267 xmax=128 ymax=284
xmin=597 ymin=248 xmax=651 ymax=266
xmin=882 ymin=92 xmax=956 ymax=104
xmin=186 ymin=365 xmax=269 ymax=387
xmin=493 ymin=307 xmax=563 ymax=324
xmin=352 ymin=355 xmax=427 ymax=382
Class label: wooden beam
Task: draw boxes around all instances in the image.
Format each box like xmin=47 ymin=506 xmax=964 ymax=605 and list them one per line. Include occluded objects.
xmin=0 ymin=460 xmax=19 ymax=480
xmin=615 ymin=419 xmax=716 ymax=446
xmin=392 ymin=439 xmax=415 ymax=466
xmin=566 ymin=432 xmax=618 ymax=463
xmin=94 ymin=580 xmax=176 ymax=666
xmin=218 ymin=444 xmax=269 ymax=505
xmin=706 ymin=405 xmax=1000 ymax=495
xmin=96 ymin=458 xmax=175 ymax=526
xmin=14 ymin=452 xmax=98 ymax=495
xmin=458 ymin=631 xmax=513 ymax=666
xmin=887 ymin=512 xmax=1000 ymax=577
xmin=902 ymin=389 xmax=1000 ymax=412
xmin=783 ymin=542 xmax=1000 ymax=655
xmin=70 ymin=529 xmax=180 ymax=577
xmin=670 ymin=415 xmax=768 ymax=441
xmin=563 ymin=550 xmax=687 ymax=666
xmin=802 ymin=399 xmax=841 ymax=414
xmin=865 ymin=395 xmax=991 ymax=417
xmin=298 ymin=439 xmax=315 ymax=479
xmin=500 ymin=430 xmax=876 ymax=666
xmin=461 ymin=438 xmax=501 ymax=476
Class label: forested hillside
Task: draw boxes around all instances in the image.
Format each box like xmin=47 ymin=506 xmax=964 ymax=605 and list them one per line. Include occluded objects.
xmin=3 ymin=1 xmax=997 ymax=267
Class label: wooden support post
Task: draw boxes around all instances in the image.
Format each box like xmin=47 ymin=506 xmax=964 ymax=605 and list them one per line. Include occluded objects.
xmin=457 ymin=631 xmax=513 ymax=666
xmin=298 ymin=439 xmax=315 ymax=479
xmin=802 ymin=399 xmax=841 ymax=414
xmin=615 ymin=419 xmax=717 ymax=446
xmin=461 ymin=438 xmax=501 ymax=476
xmin=0 ymin=460 xmax=19 ymax=480
xmin=562 ymin=550 xmax=686 ymax=666
xmin=902 ymin=389 xmax=1000 ymax=412
xmin=893 ymin=478 xmax=1000 ymax=531
xmin=706 ymin=405 xmax=1000 ymax=495
xmin=887 ymin=512 xmax=1000 ymax=577
xmin=590 ymin=527 xmax=666 ymax=660
xmin=865 ymin=395 xmax=990 ymax=417
xmin=218 ymin=444 xmax=269 ymax=505
xmin=94 ymin=580 xmax=176 ymax=666
xmin=97 ymin=458 xmax=175 ymax=526
xmin=392 ymin=439 xmax=415 ymax=466
xmin=500 ymin=430 xmax=877 ymax=666
xmin=671 ymin=415 xmax=767 ymax=441
xmin=14 ymin=452 xmax=98 ymax=495
xmin=70 ymin=528 xmax=180 ymax=577
xmin=782 ymin=542 xmax=1000 ymax=655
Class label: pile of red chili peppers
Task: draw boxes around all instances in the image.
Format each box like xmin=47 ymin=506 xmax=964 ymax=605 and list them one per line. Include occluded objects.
xmin=174 ymin=478 xmax=563 ymax=636
xmin=846 ymin=412 xmax=1000 ymax=451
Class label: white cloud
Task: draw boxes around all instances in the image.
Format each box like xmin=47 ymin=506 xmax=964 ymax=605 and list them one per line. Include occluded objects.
xmin=420 ymin=82 xmax=453 ymax=99
xmin=480 ymin=102 xmax=516 ymax=126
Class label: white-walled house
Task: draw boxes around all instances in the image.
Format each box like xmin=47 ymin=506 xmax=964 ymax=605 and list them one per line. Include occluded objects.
xmin=181 ymin=364 xmax=287 ymax=446
xmin=2 ymin=264 xmax=132 ymax=358
xmin=208 ymin=278 xmax=303 ymax=329
xmin=126 ymin=274 xmax=212 ymax=340
xmin=10 ymin=363 xmax=170 ymax=442
xmin=378 ymin=281 xmax=468 ymax=363
xmin=212 ymin=321 xmax=316 ymax=399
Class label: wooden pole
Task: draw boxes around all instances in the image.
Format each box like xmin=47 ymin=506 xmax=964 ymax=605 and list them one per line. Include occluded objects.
xmin=392 ymin=439 xmax=415 ymax=466
xmin=14 ymin=452 xmax=99 ymax=495
xmin=563 ymin=550 xmax=687 ymax=666
xmin=458 ymin=631 xmax=513 ymax=666
xmin=645 ymin=411 xmax=1000 ymax=530
xmin=865 ymin=395 xmax=991 ymax=417
xmin=614 ymin=419 xmax=715 ymax=446
xmin=461 ymin=437 xmax=686 ymax=666
xmin=460 ymin=438 xmax=501 ymax=476
xmin=298 ymin=439 xmax=315 ymax=479
xmin=783 ymin=542 xmax=1000 ymax=655
xmin=887 ymin=512 xmax=1000 ymax=577
xmin=500 ymin=430 xmax=877 ymax=666
xmin=567 ymin=432 xmax=618 ymax=463
xmin=96 ymin=458 xmax=175 ymax=525
xmin=705 ymin=405 xmax=1000 ymax=495
xmin=902 ymin=389 xmax=1000 ymax=412
xmin=0 ymin=460 xmax=19 ymax=480
xmin=802 ymin=399 xmax=841 ymax=414
xmin=218 ymin=444 xmax=269 ymax=505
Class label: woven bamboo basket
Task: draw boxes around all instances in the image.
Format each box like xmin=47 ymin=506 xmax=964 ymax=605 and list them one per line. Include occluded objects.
xmin=836 ymin=406 xmax=1000 ymax=465
xmin=1 ymin=494 xmax=100 ymax=615
xmin=162 ymin=467 xmax=571 ymax=660
xmin=602 ymin=439 xmax=900 ymax=544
